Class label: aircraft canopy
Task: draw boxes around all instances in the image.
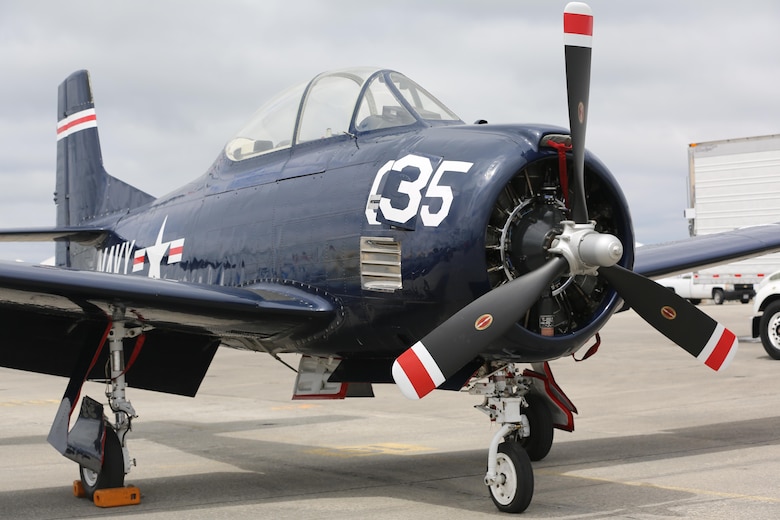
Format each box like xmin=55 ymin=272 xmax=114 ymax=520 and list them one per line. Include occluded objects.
xmin=225 ymin=68 xmax=462 ymax=162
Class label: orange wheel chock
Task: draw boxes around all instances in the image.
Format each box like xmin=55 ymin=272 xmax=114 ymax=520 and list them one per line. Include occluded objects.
xmin=92 ymin=486 xmax=141 ymax=507
xmin=72 ymin=480 xmax=87 ymax=498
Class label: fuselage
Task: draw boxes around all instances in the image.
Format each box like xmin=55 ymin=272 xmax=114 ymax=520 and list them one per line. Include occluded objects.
xmin=86 ymin=120 xmax=634 ymax=365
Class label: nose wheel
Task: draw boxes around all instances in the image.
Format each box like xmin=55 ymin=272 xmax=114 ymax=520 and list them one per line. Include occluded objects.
xmin=488 ymin=441 xmax=534 ymax=513
xmin=473 ymin=365 xmax=543 ymax=514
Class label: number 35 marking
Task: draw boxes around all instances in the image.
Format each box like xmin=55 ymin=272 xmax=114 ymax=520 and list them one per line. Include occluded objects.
xmin=365 ymin=154 xmax=473 ymax=227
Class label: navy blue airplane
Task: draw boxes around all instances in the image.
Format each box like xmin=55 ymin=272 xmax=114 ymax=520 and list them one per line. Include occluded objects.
xmin=1 ymin=2 xmax=779 ymax=513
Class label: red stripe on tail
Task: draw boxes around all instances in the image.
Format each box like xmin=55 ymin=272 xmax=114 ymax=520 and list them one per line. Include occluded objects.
xmin=57 ymin=114 xmax=97 ymax=135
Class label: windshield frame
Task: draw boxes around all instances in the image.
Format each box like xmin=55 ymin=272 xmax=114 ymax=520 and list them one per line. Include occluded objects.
xmin=224 ymin=68 xmax=463 ymax=163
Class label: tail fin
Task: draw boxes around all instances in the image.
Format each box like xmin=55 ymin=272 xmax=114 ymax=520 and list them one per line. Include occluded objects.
xmin=55 ymin=70 xmax=155 ymax=266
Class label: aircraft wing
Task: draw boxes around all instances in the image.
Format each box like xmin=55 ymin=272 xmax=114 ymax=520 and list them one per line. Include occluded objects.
xmin=634 ymin=223 xmax=780 ymax=279
xmin=0 ymin=260 xmax=338 ymax=396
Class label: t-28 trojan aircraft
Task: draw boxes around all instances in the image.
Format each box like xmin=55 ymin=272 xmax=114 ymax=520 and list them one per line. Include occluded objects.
xmin=1 ymin=2 xmax=779 ymax=514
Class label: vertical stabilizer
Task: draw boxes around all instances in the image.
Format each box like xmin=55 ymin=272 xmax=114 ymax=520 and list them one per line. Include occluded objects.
xmin=55 ymin=70 xmax=155 ymax=266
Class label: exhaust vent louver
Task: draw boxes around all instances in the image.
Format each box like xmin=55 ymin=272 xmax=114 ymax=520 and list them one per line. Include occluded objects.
xmin=360 ymin=236 xmax=402 ymax=292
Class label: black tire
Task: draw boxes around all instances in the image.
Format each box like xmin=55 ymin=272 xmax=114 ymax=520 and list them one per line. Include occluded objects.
xmin=516 ymin=395 xmax=554 ymax=461
xmin=688 ymin=298 xmax=702 ymax=305
xmin=712 ymin=289 xmax=724 ymax=305
xmin=759 ymin=301 xmax=780 ymax=360
xmin=488 ymin=441 xmax=534 ymax=514
xmin=79 ymin=427 xmax=125 ymax=499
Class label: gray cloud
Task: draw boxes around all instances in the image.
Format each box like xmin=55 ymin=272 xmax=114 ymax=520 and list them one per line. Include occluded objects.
xmin=1 ymin=0 xmax=778 ymax=261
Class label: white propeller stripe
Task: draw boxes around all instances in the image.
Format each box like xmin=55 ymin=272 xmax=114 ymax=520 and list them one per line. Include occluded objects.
xmin=410 ymin=342 xmax=446 ymax=386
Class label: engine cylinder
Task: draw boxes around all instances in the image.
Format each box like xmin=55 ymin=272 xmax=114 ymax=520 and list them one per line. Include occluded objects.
xmin=483 ymin=151 xmax=633 ymax=359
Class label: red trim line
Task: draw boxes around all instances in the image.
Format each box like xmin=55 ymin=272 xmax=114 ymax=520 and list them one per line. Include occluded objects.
xmin=70 ymin=318 xmax=112 ymax=416
xmin=56 ymin=114 xmax=97 ymax=135
xmin=523 ymin=362 xmax=577 ymax=431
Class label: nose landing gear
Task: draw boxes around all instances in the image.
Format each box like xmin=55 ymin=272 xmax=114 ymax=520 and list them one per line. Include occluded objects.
xmin=487 ymin=439 xmax=534 ymax=513
xmin=470 ymin=364 xmax=548 ymax=514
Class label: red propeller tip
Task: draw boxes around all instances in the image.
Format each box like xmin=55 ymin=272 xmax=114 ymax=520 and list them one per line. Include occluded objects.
xmin=392 ymin=342 xmax=446 ymax=400
xmin=564 ymin=2 xmax=593 ymax=48
xmin=698 ymin=324 xmax=738 ymax=371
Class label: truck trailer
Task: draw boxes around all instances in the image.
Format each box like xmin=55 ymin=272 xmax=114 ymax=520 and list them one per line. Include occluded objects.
xmin=684 ymin=134 xmax=780 ymax=289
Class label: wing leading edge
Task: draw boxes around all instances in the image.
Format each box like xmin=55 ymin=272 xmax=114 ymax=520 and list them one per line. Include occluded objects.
xmin=634 ymin=223 xmax=780 ymax=279
xmin=0 ymin=261 xmax=339 ymax=396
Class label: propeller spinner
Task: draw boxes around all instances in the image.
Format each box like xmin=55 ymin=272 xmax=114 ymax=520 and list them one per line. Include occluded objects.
xmin=392 ymin=2 xmax=738 ymax=400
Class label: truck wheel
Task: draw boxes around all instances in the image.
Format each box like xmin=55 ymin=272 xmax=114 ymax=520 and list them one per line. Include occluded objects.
xmin=712 ymin=289 xmax=724 ymax=305
xmin=688 ymin=298 xmax=701 ymax=305
xmin=759 ymin=301 xmax=780 ymax=360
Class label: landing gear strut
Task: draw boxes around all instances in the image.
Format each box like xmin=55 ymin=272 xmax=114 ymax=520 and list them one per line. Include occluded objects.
xmin=470 ymin=364 xmax=549 ymax=514
xmin=48 ymin=305 xmax=146 ymax=503
xmin=79 ymin=311 xmax=143 ymax=497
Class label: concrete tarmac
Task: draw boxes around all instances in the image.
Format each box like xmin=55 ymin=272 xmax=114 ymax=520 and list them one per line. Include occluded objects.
xmin=1 ymin=302 xmax=779 ymax=518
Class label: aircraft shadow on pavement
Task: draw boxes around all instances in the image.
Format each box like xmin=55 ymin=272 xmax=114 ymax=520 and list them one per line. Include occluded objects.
xmin=2 ymin=414 xmax=780 ymax=518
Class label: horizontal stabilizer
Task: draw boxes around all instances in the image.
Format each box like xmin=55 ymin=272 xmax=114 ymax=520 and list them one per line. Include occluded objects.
xmin=0 ymin=227 xmax=108 ymax=245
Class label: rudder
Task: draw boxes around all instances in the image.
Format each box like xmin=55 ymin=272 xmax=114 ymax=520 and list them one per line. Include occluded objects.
xmin=55 ymin=70 xmax=155 ymax=266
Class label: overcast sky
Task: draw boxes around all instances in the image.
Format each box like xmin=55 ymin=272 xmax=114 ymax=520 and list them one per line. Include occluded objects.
xmin=1 ymin=0 xmax=778 ymax=262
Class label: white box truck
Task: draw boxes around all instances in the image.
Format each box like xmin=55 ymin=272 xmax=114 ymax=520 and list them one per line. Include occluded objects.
xmin=684 ymin=134 xmax=780 ymax=299
xmin=655 ymin=272 xmax=751 ymax=305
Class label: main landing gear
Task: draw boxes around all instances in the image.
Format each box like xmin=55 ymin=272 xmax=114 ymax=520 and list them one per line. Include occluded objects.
xmin=49 ymin=306 xmax=146 ymax=506
xmin=80 ymin=316 xmax=141 ymax=499
xmin=469 ymin=363 xmax=560 ymax=514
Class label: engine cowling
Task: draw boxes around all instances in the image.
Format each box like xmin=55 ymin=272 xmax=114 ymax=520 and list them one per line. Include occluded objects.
xmin=482 ymin=134 xmax=634 ymax=361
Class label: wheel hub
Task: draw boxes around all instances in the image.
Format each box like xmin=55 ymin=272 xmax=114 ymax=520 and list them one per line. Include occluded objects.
xmin=491 ymin=454 xmax=518 ymax=505
xmin=81 ymin=467 xmax=98 ymax=487
xmin=770 ymin=314 xmax=780 ymax=347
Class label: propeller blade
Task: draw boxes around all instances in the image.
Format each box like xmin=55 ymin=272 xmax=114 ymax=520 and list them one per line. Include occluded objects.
xmin=564 ymin=2 xmax=593 ymax=224
xmin=393 ymin=257 xmax=568 ymax=400
xmin=600 ymin=264 xmax=738 ymax=371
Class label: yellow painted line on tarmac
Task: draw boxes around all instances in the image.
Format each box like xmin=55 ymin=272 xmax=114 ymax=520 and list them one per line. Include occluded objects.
xmin=306 ymin=442 xmax=433 ymax=458
xmin=0 ymin=399 xmax=59 ymax=407
xmin=271 ymin=403 xmax=321 ymax=411
xmin=536 ymin=468 xmax=780 ymax=504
